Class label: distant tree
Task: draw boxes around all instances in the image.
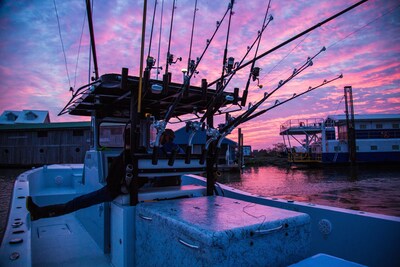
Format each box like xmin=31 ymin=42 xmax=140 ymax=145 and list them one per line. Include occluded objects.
xmin=270 ymin=143 xmax=287 ymax=156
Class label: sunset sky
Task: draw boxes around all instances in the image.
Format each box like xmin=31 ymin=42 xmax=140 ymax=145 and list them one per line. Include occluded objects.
xmin=0 ymin=0 xmax=399 ymax=149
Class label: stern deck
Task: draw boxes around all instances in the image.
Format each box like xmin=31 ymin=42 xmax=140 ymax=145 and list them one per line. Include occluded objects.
xmin=31 ymin=214 xmax=111 ymax=267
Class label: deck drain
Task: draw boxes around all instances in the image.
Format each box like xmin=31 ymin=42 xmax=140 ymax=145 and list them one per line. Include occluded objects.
xmin=9 ymin=252 xmax=20 ymax=260
xmin=12 ymin=230 xmax=25 ymax=234
xmin=12 ymin=221 xmax=23 ymax=228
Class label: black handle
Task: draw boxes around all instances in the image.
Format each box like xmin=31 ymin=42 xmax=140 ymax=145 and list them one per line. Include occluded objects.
xmin=168 ymin=148 xmax=178 ymax=166
xmin=199 ymin=148 xmax=207 ymax=165
xmin=152 ymin=146 xmax=159 ymax=165
xmin=185 ymin=146 xmax=192 ymax=164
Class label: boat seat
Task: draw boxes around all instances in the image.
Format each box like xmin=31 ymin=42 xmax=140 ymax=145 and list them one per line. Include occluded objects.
xmin=289 ymin=253 xmax=367 ymax=267
xmin=113 ymin=184 xmax=207 ymax=205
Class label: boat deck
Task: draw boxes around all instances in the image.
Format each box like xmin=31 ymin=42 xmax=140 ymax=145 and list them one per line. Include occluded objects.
xmin=31 ymin=214 xmax=111 ymax=267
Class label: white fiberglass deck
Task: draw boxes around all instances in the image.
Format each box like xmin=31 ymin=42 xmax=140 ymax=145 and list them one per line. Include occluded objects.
xmin=31 ymin=214 xmax=111 ymax=267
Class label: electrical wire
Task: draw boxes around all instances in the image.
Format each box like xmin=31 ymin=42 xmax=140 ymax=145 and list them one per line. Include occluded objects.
xmin=73 ymin=10 xmax=87 ymax=90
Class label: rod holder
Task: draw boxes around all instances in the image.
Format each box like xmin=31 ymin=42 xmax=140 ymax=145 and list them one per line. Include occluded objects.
xmin=241 ymin=90 xmax=248 ymax=106
xmin=201 ymin=79 xmax=208 ymax=100
xmin=121 ymin=68 xmax=129 ymax=91
xmin=185 ymin=146 xmax=192 ymax=164
xmin=152 ymin=146 xmax=159 ymax=165
xmin=199 ymin=148 xmax=207 ymax=165
xmin=168 ymin=149 xmax=178 ymax=166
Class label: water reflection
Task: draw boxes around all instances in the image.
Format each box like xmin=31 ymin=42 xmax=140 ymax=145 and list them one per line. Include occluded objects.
xmin=218 ymin=164 xmax=400 ymax=217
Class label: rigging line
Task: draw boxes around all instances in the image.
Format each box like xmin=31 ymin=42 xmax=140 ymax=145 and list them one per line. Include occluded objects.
xmin=156 ymin=0 xmax=164 ymax=80
xmin=53 ymin=0 xmax=71 ymax=88
xmin=187 ymin=0 xmax=198 ymax=73
xmin=265 ymin=32 xmax=311 ymax=78
xmin=259 ymin=35 xmax=316 ymax=89
xmin=147 ymin=0 xmax=158 ymax=58
xmin=328 ymin=3 xmax=400 ymax=49
xmin=73 ymin=10 xmax=87 ymax=89
xmin=334 ymin=95 xmax=345 ymax=114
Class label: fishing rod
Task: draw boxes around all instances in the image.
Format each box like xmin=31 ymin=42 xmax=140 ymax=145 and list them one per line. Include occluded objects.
xmin=156 ymin=0 xmax=164 ymax=80
xmin=208 ymin=0 xmax=368 ymax=87
xmin=209 ymin=73 xmax=342 ymax=166
xmin=162 ymin=0 xmax=181 ymax=95
xmin=85 ymin=0 xmax=99 ymax=80
xmin=199 ymin=47 xmax=326 ymax=164
xmin=219 ymin=0 xmax=235 ymax=87
xmin=242 ymin=74 xmax=343 ymax=123
xmin=199 ymin=6 xmax=274 ymax=124
xmin=220 ymin=46 xmax=327 ymax=134
xmin=146 ymin=0 xmax=158 ymax=71
xmin=152 ymin=1 xmax=234 ymax=165
xmin=184 ymin=0 xmax=199 ymax=163
xmin=186 ymin=0 xmax=198 ymax=77
xmin=242 ymin=0 xmax=272 ymax=106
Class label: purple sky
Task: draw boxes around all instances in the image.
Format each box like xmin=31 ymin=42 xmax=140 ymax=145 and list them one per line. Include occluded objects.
xmin=0 ymin=0 xmax=399 ymax=149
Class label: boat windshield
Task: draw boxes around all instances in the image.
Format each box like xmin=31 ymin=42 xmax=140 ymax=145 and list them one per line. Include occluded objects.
xmin=99 ymin=122 xmax=126 ymax=148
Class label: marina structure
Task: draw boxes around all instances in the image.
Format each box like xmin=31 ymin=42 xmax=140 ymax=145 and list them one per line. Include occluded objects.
xmin=280 ymin=114 xmax=400 ymax=163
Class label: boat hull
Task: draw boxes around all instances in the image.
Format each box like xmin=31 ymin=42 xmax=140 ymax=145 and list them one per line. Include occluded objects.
xmin=321 ymin=151 xmax=400 ymax=163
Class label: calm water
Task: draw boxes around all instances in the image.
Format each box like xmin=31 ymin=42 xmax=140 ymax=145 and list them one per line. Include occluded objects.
xmin=218 ymin=164 xmax=400 ymax=217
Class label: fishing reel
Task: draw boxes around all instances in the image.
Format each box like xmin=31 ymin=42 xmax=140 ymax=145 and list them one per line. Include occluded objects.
xmin=168 ymin=53 xmax=182 ymax=65
xmin=188 ymin=58 xmax=200 ymax=76
xmin=185 ymin=121 xmax=201 ymax=135
xmin=251 ymin=67 xmax=263 ymax=88
xmin=146 ymin=56 xmax=156 ymax=70
xmin=225 ymin=57 xmax=239 ymax=74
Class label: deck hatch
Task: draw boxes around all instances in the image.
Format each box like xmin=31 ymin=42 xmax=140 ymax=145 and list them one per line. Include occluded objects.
xmin=37 ymin=223 xmax=71 ymax=238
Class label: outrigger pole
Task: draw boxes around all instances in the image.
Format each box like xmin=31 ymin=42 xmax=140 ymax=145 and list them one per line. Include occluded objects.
xmin=85 ymin=0 xmax=99 ymax=80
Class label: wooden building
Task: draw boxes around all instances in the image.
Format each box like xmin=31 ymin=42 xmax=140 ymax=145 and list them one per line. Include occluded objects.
xmin=0 ymin=121 xmax=91 ymax=166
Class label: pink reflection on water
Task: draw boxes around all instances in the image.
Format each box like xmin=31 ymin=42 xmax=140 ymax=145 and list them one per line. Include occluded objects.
xmin=219 ymin=165 xmax=400 ymax=216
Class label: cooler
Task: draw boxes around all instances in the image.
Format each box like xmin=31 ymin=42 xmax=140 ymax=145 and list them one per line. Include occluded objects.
xmin=135 ymin=196 xmax=311 ymax=266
